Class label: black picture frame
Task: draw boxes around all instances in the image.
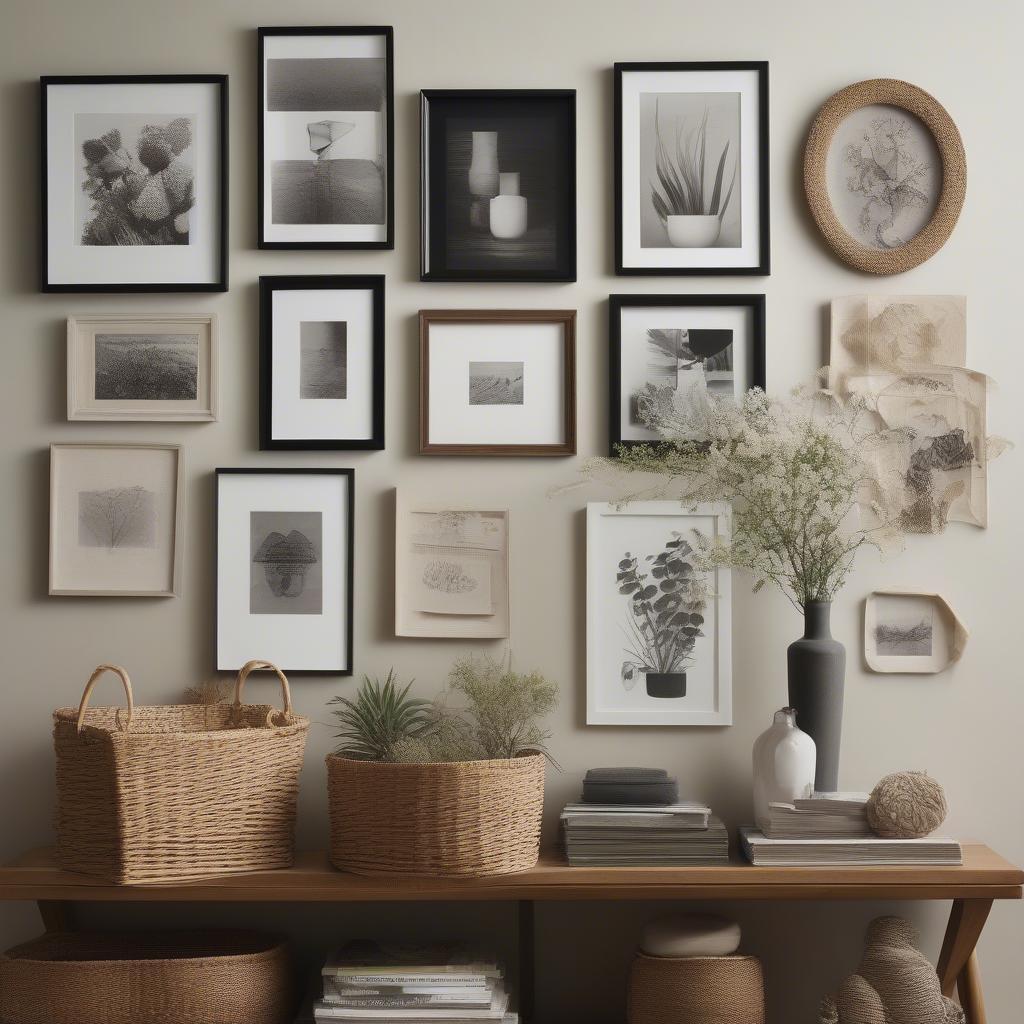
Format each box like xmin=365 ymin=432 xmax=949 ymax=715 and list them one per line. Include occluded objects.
xmin=259 ymin=275 xmax=385 ymax=451
xmin=215 ymin=467 xmax=356 ymax=675
xmin=613 ymin=61 xmax=770 ymax=276
xmin=257 ymin=26 xmax=395 ymax=250
xmin=608 ymin=293 xmax=767 ymax=453
xmin=420 ymin=89 xmax=577 ymax=282
xmin=40 ymin=74 xmax=229 ymax=293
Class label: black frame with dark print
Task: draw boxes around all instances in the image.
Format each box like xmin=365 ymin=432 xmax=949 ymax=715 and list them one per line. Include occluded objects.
xmin=257 ymin=26 xmax=395 ymax=251
xmin=259 ymin=275 xmax=385 ymax=451
xmin=608 ymin=293 xmax=767 ymax=453
xmin=40 ymin=74 xmax=229 ymax=293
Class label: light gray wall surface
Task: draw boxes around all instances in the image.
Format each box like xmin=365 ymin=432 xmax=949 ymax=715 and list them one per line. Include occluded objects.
xmin=1 ymin=1 xmax=1021 ymax=1021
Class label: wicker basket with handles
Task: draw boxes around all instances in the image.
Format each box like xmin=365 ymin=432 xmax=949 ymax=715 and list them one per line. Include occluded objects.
xmin=53 ymin=661 xmax=308 ymax=884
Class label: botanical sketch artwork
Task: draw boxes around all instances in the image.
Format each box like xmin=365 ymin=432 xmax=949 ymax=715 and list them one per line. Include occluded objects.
xmin=78 ymin=486 xmax=157 ymax=549
xmin=829 ymin=104 xmax=939 ymax=250
xmin=639 ymin=92 xmax=740 ymax=249
xmin=250 ymin=510 xmax=323 ymax=615
xmin=632 ymin=328 xmax=733 ymax=423
xmin=267 ymin=56 xmax=386 ymax=226
xmin=864 ymin=590 xmax=967 ymax=673
xmin=94 ymin=333 xmax=199 ymax=402
xmin=77 ymin=113 xmax=195 ymax=246
xmin=300 ymin=321 xmax=347 ymax=399
xmin=616 ymin=531 xmax=709 ymax=695
xmin=468 ymin=361 xmax=524 ymax=405
xmin=413 ymin=553 xmax=492 ymax=615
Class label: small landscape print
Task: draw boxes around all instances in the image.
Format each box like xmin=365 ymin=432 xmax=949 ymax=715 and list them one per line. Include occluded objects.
xmin=76 ymin=113 xmax=195 ymax=246
xmin=267 ymin=56 xmax=386 ymax=227
xmin=413 ymin=552 xmax=492 ymax=615
xmin=250 ymin=510 xmax=323 ymax=615
xmin=410 ymin=510 xmax=502 ymax=550
xmin=468 ymin=360 xmax=524 ymax=406
xmin=300 ymin=321 xmax=348 ymax=399
xmin=632 ymin=328 xmax=733 ymax=423
xmin=873 ymin=596 xmax=934 ymax=656
xmin=639 ymin=92 xmax=741 ymax=249
xmin=78 ymin=486 xmax=157 ymax=549
xmin=94 ymin=333 xmax=199 ymax=402
xmin=829 ymin=103 xmax=939 ymax=250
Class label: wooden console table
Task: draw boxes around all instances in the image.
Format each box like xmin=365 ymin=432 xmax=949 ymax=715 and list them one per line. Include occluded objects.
xmin=0 ymin=844 xmax=1020 ymax=1024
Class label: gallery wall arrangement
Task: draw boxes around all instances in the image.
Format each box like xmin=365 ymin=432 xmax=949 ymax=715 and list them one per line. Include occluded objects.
xmin=4 ymin=2 xmax=1023 ymax=1024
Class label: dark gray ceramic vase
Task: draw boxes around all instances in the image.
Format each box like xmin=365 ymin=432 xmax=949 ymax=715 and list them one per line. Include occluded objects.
xmin=787 ymin=601 xmax=845 ymax=791
xmin=646 ymin=672 xmax=686 ymax=699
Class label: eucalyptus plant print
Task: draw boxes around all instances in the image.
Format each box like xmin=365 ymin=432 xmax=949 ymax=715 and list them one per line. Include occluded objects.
xmin=617 ymin=531 xmax=709 ymax=696
xmin=78 ymin=114 xmax=195 ymax=245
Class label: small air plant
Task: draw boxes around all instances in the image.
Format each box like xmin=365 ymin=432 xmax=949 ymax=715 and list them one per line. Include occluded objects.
xmin=650 ymin=100 xmax=737 ymax=223
xmin=329 ymin=670 xmax=434 ymax=761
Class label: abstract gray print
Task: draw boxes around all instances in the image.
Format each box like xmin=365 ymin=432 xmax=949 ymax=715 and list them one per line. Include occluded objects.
xmin=250 ymin=510 xmax=323 ymax=615
xmin=94 ymin=333 xmax=199 ymax=402
xmin=78 ymin=486 xmax=157 ymax=549
xmin=300 ymin=322 xmax=347 ymax=399
xmin=875 ymin=616 xmax=933 ymax=656
xmin=468 ymin=361 xmax=524 ymax=405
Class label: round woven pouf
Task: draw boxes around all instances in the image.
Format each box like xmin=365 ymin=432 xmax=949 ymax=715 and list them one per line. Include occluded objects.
xmin=628 ymin=952 xmax=765 ymax=1024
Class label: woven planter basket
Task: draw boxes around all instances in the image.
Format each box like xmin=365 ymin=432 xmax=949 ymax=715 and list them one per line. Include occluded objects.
xmin=0 ymin=930 xmax=291 ymax=1024
xmin=53 ymin=661 xmax=309 ymax=884
xmin=326 ymin=753 xmax=545 ymax=877
xmin=628 ymin=952 xmax=765 ymax=1024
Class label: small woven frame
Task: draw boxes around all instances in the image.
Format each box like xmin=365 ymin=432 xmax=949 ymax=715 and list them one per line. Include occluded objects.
xmin=52 ymin=661 xmax=309 ymax=884
xmin=804 ymin=78 xmax=966 ymax=274
xmin=326 ymin=753 xmax=545 ymax=877
xmin=628 ymin=953 xmax=765 ymax=1024
xmin=0 ymin=930 xmax=291 ymax=1024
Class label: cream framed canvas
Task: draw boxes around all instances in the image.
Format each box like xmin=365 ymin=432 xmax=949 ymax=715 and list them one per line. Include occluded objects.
xmin=67 ymin=313 xmax=217 ymax=421
xmin=395 ymin=490 xmax=510 ymax=638
xmin=49 ymin=442 xmax=184 ymax=597
xmin=864 ymin=589 xmax=968 ymax=674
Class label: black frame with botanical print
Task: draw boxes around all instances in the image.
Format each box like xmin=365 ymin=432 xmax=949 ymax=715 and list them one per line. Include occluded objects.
xmin=420 ymin=89 xmax=577 ymax=282
xmin=41 ymin=74 xmax=228 ymax=293
xmin=609 ymin=293 xmax=766 ymax=453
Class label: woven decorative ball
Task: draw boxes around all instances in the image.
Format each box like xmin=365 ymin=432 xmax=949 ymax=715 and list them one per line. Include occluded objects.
xmin=628 ymin=952 xmax=765 ymax=1024
xmin=866 ymin=771 xmax=947 ymax=839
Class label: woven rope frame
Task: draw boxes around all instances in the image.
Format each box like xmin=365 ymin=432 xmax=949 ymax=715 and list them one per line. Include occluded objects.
xmin=52 ymin=662 xmax=309 ymax=884
xmin=326 ymin=753 xmax=545 ymax=877
xmin=628 ymin=952 xmax=766 ymax=1024
xmin=804 ymin=78 xmax=966 ymax=274
xmin=0 ymin=930 xmax=291 ymax=1024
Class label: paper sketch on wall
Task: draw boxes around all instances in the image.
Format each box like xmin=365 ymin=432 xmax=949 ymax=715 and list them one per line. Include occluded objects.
xmin=864 ymin=589 xmax=967 ymax=673
xmin=412 ymin=553 xmax=492 ymax=615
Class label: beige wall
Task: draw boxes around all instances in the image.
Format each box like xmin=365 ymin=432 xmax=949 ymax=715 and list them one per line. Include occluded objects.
xmin=1 ymin=0 xmax=1022 ymax=1020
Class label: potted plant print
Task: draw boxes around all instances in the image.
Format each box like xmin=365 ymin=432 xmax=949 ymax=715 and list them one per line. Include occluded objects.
xmin=618 ymin=532 xmax=709 ymax=699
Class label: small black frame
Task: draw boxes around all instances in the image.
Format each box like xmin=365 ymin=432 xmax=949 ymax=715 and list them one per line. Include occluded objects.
xmin=257 ymin=26 xmax=395 ymax=250
xmin=259 ymin=275 xmax=385 ymax=451
xmin=613 ymin=61 xmax=770 ymax=276
xmin=40 ymin=74 xmax=229 ymax=293
xmin=215 ymin=467 xmax=356 ymax=676
xmin=608 ymin=293 xmax=767 ymax=453
xmin=420 ymin=89 xmax=577 ymax=282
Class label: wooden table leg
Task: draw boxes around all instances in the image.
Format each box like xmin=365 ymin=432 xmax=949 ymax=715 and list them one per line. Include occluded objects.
xmin=37 ymin=900 xmax=75 ymax=933
xmin=936 ymin=898 xmax=992 ymax=1020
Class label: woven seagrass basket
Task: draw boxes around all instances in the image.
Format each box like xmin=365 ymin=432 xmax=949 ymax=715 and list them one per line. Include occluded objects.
xmin=53 ymin=661 xmax=309 ymax=884
xmin=326 ymin=753 xmax=545 ymax=877
xmin=628 ymin=952 xmax=766 ymax=1024
xmin=0 ymin=930 xmax=291 ymax=1024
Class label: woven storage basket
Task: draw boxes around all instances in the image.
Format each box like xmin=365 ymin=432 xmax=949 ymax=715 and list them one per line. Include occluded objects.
xmin=326 ymin=753 xmax=545 ymax=877
xmin=0 ymin=930 xmax=291 ymax=1024
xmin=628 ymin=952 xmax=765 ymax=1024
xmin=53 ymin=661 xmax=309 ymax=884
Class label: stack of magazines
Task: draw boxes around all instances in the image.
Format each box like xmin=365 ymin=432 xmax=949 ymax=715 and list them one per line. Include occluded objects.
xmin=761 ymin=792 xmax=872 ymax=838
xmin=561 ymin=801 xmax=728 ymax=866
xmin=308 ymin=942 xmax=517 ymax=1024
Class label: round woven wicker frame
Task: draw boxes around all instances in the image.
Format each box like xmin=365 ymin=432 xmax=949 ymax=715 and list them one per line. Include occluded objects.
xmin=803 ymin=78 xmax=966 ymax=275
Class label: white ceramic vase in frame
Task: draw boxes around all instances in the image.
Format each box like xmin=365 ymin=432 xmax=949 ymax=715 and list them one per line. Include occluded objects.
xmin=667 ymin=214 xmax=721 ymax=248
xmin=751 ymin=707 xmax=816 ymax=833
xmin=490 ymin=172 xmax=527 ymax=239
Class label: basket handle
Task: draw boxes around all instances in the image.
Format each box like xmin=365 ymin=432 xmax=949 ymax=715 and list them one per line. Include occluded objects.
xmin=76 ymin=664 xmax=134 ymax=734
xmin=233 ymin=660 xmax=294 ymax=722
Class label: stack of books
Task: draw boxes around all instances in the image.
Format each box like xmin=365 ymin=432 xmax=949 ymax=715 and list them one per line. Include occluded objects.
xmin=310 ymin=943 xmax=517 ymax=1024
xmin=561 ymin=801 xmax=729 ymax=866
xmin=739 ymin=826 xmax=963 ymax=866
xmin=761 ymin=791 xmax=872 ymax=839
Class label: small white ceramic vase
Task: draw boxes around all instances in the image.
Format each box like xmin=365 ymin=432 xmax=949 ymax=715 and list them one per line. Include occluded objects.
xmin=667 ymin=213 xmax=721 ymax=248
xmin=751 ymin=707 xmax=816 ymax=833
xmin=489 ymin=172 xmax=527 ymax=239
